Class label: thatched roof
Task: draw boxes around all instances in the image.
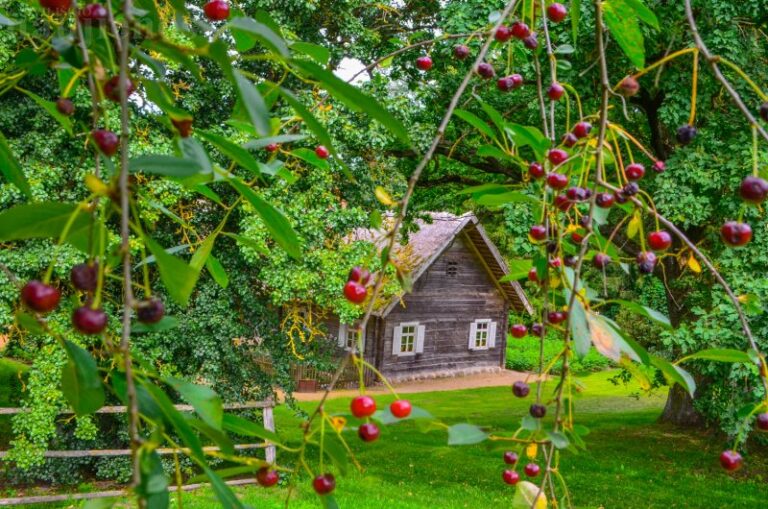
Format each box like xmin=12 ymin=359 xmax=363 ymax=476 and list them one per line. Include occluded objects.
xmin=348 ymin=212 xmax=533 ymax=316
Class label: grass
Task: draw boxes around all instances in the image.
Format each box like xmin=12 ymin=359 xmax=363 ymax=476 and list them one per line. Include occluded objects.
xmin=8 ymin=371 xmax=768 ymax=508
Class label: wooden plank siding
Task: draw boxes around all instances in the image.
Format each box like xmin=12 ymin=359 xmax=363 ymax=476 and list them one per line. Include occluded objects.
xmin=378 ymin=236 xmax=508 ymax=378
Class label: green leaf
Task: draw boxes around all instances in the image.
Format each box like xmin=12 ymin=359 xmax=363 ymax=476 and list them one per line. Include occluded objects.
xmin=547 ymin=431 xmax=570 ymax=449
xmin=603 ymin=0 xmax=645 ymax=68
xmin=132 ymin=316 xmax=179 ymax=333
xmin=178 ymin=138 xmax=214 ymax=176
xmin=15 ymin=311 xmax=45 ymax=334
xmin=129 ymin=154 xmax=203 ymax=177
xmin=607 ymin=300 xmax=671 ymax=329
xmin=321 ymin=495 xmax=340 ymax=509
xmin=234 ymin=71 xmax=271 ymax=137
xmin=228 ymin=17 xmax=289 ymax=57
xmin=222 ymin=413 xmax=282 ymax=445
xmin=141 ymin=39 xmax=202 ymax=81
xmin=197 ymin=129 xmax=266 ymax=176
xmin=289 ymin=147 xmax=329 ymax=170
xmin=0 ymin=131 xmax=31 ymax=197
xmin=0 ymin=202 xmax=89 ymax=243
xmin=585 ymin=312 xmax=640 ymax=363
xmin=447 ymin=423 xmax=488 ymax=445
xmin=222 ymin=232 xmax=269 ymax=256
xmin=291 ymin=42 xmax=330 ymax=65
xmin=500 ymin=259 xmax=533 ymax=282
xmin=456 ymin=183 xmax=510 ymax=196
xmin=477 ymin=99 xmax=507 ymax=139
xmin=571 ymin=0 xmax=581 ymax=42
xmin=454 ymin=109 xmax=497 ymax=140
xmin=243 ymin=134 xmax=307 ymax=150
xmin=373 ymin=405 xmax=433 ymax=424
xmin=61 ymin=340 xmax=105 ymax=416
xmin=190 ymin=234 xmax=217 ymax=272
xmin=624 ymin=0 xmax=659 ymax=28
xmin=322 ymin=433 xmax=349 ymax=476
xmin=277 ymin=87 xmax=334 ymax=151
xmin=570 ymin=297 xmax=591 ymax=359
xmin=0 ymin=12 xmax=18 ymax=26
xmin=143 ymin=381 xmax=206 ymax=461
xmin=206 ymin=256 xmax=230 ymax=288
xmin=505 ymin=124 xmax=549 ymax=158
xmin=679 ymin=349 xmax=753 ymax=364
xmin=651 ymin=355 xmax=696 ymax=397
xmin=290 ymin=59 xmax=410 ymax=144
xmin=554 ymin=44 xmax=576 ymax=55
xmin=112 ymin=372 xmax=162 ymax=421
xmin=143 ymin=237 xmax=200 ymax=306
xmin=165 ymin=377 xmax=223 ymax=430
xmin=203 ymin=467 xmax=246 ymax=509
xmin=17 ymin=88 xmax=73 ymax=135
xmin=512 ymin=481 xmax=547 ymax=509
xmin=229 ymin=179 xmax=302 ymax=259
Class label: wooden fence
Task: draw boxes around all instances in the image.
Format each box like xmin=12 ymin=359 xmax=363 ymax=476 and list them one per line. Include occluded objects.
xmin=0 ymin=400 xmax=276 ymax=506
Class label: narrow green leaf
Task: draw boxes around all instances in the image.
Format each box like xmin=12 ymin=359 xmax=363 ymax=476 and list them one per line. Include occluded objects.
xmin=243 ymin=134 xmax=306 ymax=150
xmin=447 ymin=423 xmax=488 ymax=445
xmin=229 ymin=179 xmax=302 ymax=259
xmin=142 ymin=39 xmax=202 ymax=81
xmin=228 ymin=17 xmax=289 ymax=57
xmin=17 ymin=88 xmax=73 ymax=135
xmin=0 ymin=131 xmax=31 ymax=197
xmin=234 ymin=71 xmax=271 ymax=137
xmin=61 ymin=340 xmax=105 ymax=416
xmin=143 ymin=381 xmax=206 ymax=461
xmin=477 ymin=99 xmax=507 ymax=139
xmin=603 ymin=0 xmax=645 ymax=68
xmin=321 ymin=495 xmax=340 ymax=509
xmin=197 ymin=129 xmax=266 ymax=176
xmin=143 ymin=237 xmax=200 ymax=306
xmin=624 ymin=0 xmax=659 ymax=29
xmin=547 ymin=431 xmax=570 ymax=449
xmin=500 ymin=259 xmax=533 ymax=282
xmin=570 ymin=297 xmax=591 ymax=359
xmin=165 ymin=377 xmax=223 ymax=430
xmin=322 ymin=433 xmax=349 ymax=476
xmin=222 ymin=413 xmax=282 ymax=444
xmin=651 ymin=355 xmax=696 ymax=397
xmin=206 ymin=255 xmax=230 ymax=288
xmin=680 ymin=349 xmax=753 ymax=364
xmin=278 ymin=87 xmax=334 ymax=150
xmin=190 ymin=234 xmax=217 ymax=272
xmin=290 ymin=59 xmax=410 ymax=144
xmin=289 ymin=147 xmax=330 ymax=170
xmin=0 ymin=202 xmax=89 ymax=245
xmin=571 ymin=0 xmax=581 ymax=42
xmin=129 ymin=154 xmax=203 ymax=177
xmin=291 ymin=42 xmax=330 ymax=65
xmin=453 ymin=109 xmax=497 ymax=140
xmin=203 ymin=467 xmax=246 ymax=509
xmin=506 ymin=124 xmax=549 ymax=158
xmin=0 ymin=12 xmax=18 ymax=26
xmin=607 ymin=299 xmax=671 ymax=329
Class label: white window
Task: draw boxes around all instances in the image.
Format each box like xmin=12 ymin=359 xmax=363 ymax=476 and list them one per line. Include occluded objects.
xmin=469 ymin=319 xmax=497 ymax=350
xmin=338 ymin=323 xmax=365 ymax=352
xmin=392 ymin=322 xmax=425 ymax=356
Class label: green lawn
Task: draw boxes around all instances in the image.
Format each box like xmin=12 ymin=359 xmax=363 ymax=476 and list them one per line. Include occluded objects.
xmin=9 ymin=371 xmax=768 ymax=508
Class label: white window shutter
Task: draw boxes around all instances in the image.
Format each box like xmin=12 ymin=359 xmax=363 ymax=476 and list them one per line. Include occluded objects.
xmin=338 ymin=323 xmax=347 ymax=348
xmin=392 ymin=325 xmax=403 ymax=355
xmin=416 ymin=325 xmax=426 ymax=353
xmin=488 ymin=321 xmax=497 ymax=349
xmin=468 ymin=322 xmax=477 ymax=350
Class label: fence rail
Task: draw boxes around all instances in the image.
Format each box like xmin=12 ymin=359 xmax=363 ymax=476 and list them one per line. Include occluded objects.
xmin=0 ymin=400 xmax=276 ymax=506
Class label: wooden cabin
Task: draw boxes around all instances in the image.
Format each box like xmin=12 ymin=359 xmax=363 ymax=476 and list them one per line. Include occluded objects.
xmin=325 ymin=212 xmax=533 ymax=383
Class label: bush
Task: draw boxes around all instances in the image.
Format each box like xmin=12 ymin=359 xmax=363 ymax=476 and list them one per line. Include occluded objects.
xmin=506 ymin=336 xmax=611 ymax=375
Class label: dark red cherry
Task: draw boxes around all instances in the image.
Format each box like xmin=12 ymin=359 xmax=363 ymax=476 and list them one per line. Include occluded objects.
xmin=78 ymin=3 xmax=107 ymax=24
xmin=677 ymin=125 xmax=698 ymax=145
xmin=596 ymin=192 xmax=614 ymax=208
xmin=720 ymin=221 xmax=752 ymax=247
xmin=527 ymin=267 xmax=539 ymax=283
xmin=136 ymin=298 xmax=165 ymax=324
xmin=315 ymin=145 xmax=330 ymax=159
xmin=40 ymin=0 xmax=72 ymax=13
xmin=562 ymin=133 xmax=578 ymax=148
xmin=566 ymin=186 xmax=588 ymax=202
xmin=548 ymin=83 xmax=565 ymax=101
xmin=56 ymin=98 xmax=75 ymax=116
xmin=453 ymin=45 xmax=470 ymax=60
xmin=256 ymin=467 xmax=279 ymax=487
xmin=511 ymin=21 xmax=530 ymax=39
xmin=265 ymin=143 xmax=279 ymax=153
xmin=548 ymin=149 xmax=568 ymax=166
xmin=171 ymin=118 xmax=193 ymax=138
xmin=619 ymin=76 xmax=639 ymax=97
xmin=502 ymin=469 xmax=520 ymax=485
xmin=477 ymin=63 xmax=495 ymax=79
xmin=756 ymin=412 xmax=768 ymax=431
xmin=497 ymin=76 xmax=516 ymax=92
xmin=622 ymin=182 xmax=640 ymax=196
xmin=343 ymin=280 xmax=367 ymax=304
xmin=636 ymin=251 xmax=657 ymax=274
xmin=495 ymin=25 xmax=513 ymax=43
xmin=653 ymin=160 xmax=666 ymax=173
xmin=529 ymin=162 xmax=545 ymax=179
xmin=613 ymin=191 xmax=628 ymax=204
xmin=648 ymin=230 xmax=672 ymax=251
xmin=503 ymin=451 xmax=519 ymax=465
xmin=760 ymin=103 xmax=768 ymax=122
xmin=92 ymin=129 xmax=119 ymax=157
xmin=593 ymin=253 xmax=611 ymax=269
xmin=312 ymin=473 xmax=336 ymax=495
xmin=529 ymin=225 xmax=548 ymax=241
xmin=21 ymin=281 xmax=61 ymax=313
xmin=350 ymin=395 xmax=376 ymax=418
xmin=719 ymin=450 xmax=743 ymax=471
xmin=546 ymin=2 xmax=567 ymax=22
xmin=564 ymin=255 xmax=578 ymax=267
xmin=512 ymin=381 xmax=530 ymax=398
xmin=546 ymin=173 xmax=569 ymax=189
xmin=358 ymin=422 xmax=380 ymax=442
xmin=510 ymin=324 xmax=527 ymax=338
xmin=522 ymin=33 xmax=538 ymax=49
xmin=572 ymin=121 xmax=592 ymax=139
xmin=390 ymin=400 xmax=412 ymax=418
xmin=70 ymin=262 xmax=98 ymax=292
xmin=524 ymin=463 xmax=541 ymax=477
xmin=72 ymin=306 xmax=108 ymax=334
xmin=103 ymin=76 xmax=136 ymax=102
xmin=416 ymin=55 xmax=433 ymax=71
xmin=740 ymin=176 xmax=768 ymax=203
xmin=203 ymin=0 xmax=230 ymax=21
xmin=554 ymin=194 xmax=572 ymax=212
xmin=348 ymin=266 xmax=371 ymax=285
xmin=530 ymin=404 xmax=547 ymax=418
xmin=530 ymin=323 xmax=543 ymax=336
xmin=625 ymin=163 xmax=645 ymax=181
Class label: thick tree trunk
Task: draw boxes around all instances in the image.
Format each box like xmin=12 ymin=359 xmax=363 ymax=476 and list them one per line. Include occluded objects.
xmin=660 ymin=384 xmax=703 ymax=425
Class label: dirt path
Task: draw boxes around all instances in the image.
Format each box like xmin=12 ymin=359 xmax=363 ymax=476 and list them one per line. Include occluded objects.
xmin=284 ymin=370 xmax=541 ymax=402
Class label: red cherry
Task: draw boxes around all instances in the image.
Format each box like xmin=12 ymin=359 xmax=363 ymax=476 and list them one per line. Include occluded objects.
xmin=720 ymin=221 xmax=752 ymax=247
xmin=103 ymin=76 xmax=136 ymax=103
xmin=626 ymin=163 xmax=645 ymax=181
xmin=564 ymin=255 xmax=578 ymax=267
xmin=527 ymin=267 xmax=539 ymax=283
xmin=524 ymin=463 xmax=541 ymax=477
xmin=203 ymin=0 xmax=230 ymax=21
xmin=92 ymin=129 xmax=119 ymax=157
xmin=565 ymin=186 xmax=588 ymax=202
xmin=78 ymin=3 xmax=107 ymax=24
xmin=497 ymin=77 xmax=516 ymax=92
xmin=522 ymin=34 xmax=538 ymax=50
xmin=531 ymin=323 xmax=543 ymax=336
xmin=503 ymin=451 xmax=519 ymax=465
xmin=554 ymin=194 xmax=572 ymax=212
xmin=719 ymin=450 xmax=743 ymax=471
xmin=570 ymin=231 xmax=584 ymax=244
xmin=21 ymin=281 xmax=61 ymax=313
xmin=619 ymin=76 xmax=639 ymax=97
xmin=593 ymin=253 xmax=611 ymax=269
xmin=256 ymin=467 xmax=279 ymax=487
xmin=56 ymin=98 xmax=75 ymax=116
xmin=348 ymin=266 xmax=371 ymax=285
xmin=350 ymin=395 xmax=376 ymax=418
xmin=529 ymin=225 xmax=547 ymax=241
xmin=171 ymin=118 xmax=193 ymax=138
xmin=312 ymin=473 xmax=336 ymax=495
xmin=477 ymin=63 xmax=495 ymax=79
xmin=343 ymin=280 xmax=367 ymax=304
xmin=562 ymin=133 xmax=578 ymax=148
xmin=596 ymin=192 xmax=615 ymax=208
xmin=70 ymin=262 xmax=98 ymax=292
xmin=315 ymin=145 xmax=330 ymax=159
xmin=509 ymin=74 xmax=524 ymax=88
xmin=548 ymin=149 xmax=569 ymax=166
xmin=502 ymin=469 xmax=520 ymax=485
xmin=572 ymin=121 xmax=592 ymax=139
xmin=40 ymin=0 xmax=72 ymax=13
xmin=510 ymin=324 xmax=527 ymax=338
xmin=136 ymin=298 xmax=165 ymax=324
xmin=265 ymin=143 xmax=279 ymax=153
xmin=636 ymin=251 xmax=658 ymax=274
xmin=756 ymin=412 xmax=768 ymax=431
xmin=495 ymin=25 xmax=513 ymax=43
xmin=546 ymin=3 xmax=568 ymax=22
xmin=512 ymin=381 xmax=530 ymax=398
xmin=453 ymin=45 xmax=470 ymax=60
xmin=547 ymin=83 xmax=565 ymax=101
xmin=529 ymin=403 xmax=547 ymax=418
xmin=547 ymin=311 xmax=566 ymax=324
xmin=648 ymin=230 xmax=672 ymax=251
xmin=549 ymin=257 xmax=562 ymax=269
xmin=528 ymin=162 xmax=545 ymax=179
xmin=72 ymin=306 xmax=108 ymax=334
xmin=511 ymin=21 xmax=531 ymax=39
xmin=358 ymin=423 xmax=380 ymax=442
xmin=760 ymin=103 xmax=768 ymax=122
xmin=390 ymin=400 xmax=412 ymax=418
xmin=416 ymin=56 xmax=433 ymax=71
xmin=653 ymin=160 xmax=666 ymax=173
xmin=740 ymin=176 xmax=768 ymax=203
xmin=546 ymin=173 xmax=569 ymax=190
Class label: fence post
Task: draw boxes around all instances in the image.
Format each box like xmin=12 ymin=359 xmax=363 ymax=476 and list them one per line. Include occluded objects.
xmin=263 ymin=403 xmax=276 ymax=464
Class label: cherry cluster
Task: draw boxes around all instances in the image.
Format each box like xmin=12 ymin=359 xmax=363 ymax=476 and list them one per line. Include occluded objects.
xmin=343 ymin=266 xmax=371 ymax=305
xmin=41 ymin=0 xmax=233 ymax=22
xmin=501 ymin=450 xmax=540 ymax=486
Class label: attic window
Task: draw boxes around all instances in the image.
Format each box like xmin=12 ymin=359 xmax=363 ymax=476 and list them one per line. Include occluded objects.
xmin=446 ymin=261 xmax=459 ymax=277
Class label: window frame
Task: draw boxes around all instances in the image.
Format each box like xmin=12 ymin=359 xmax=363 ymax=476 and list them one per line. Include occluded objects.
xmin=393 ymin=321 xmax=424 ymax=357
xmin=469 ymin=319 xmax=497 ymax=351
xmin=338 ymin=323 xmax=365 ymax=353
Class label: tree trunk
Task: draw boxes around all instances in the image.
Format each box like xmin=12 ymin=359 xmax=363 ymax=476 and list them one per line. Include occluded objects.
xmin=660 ymin=384 xmax=703 ymax=425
